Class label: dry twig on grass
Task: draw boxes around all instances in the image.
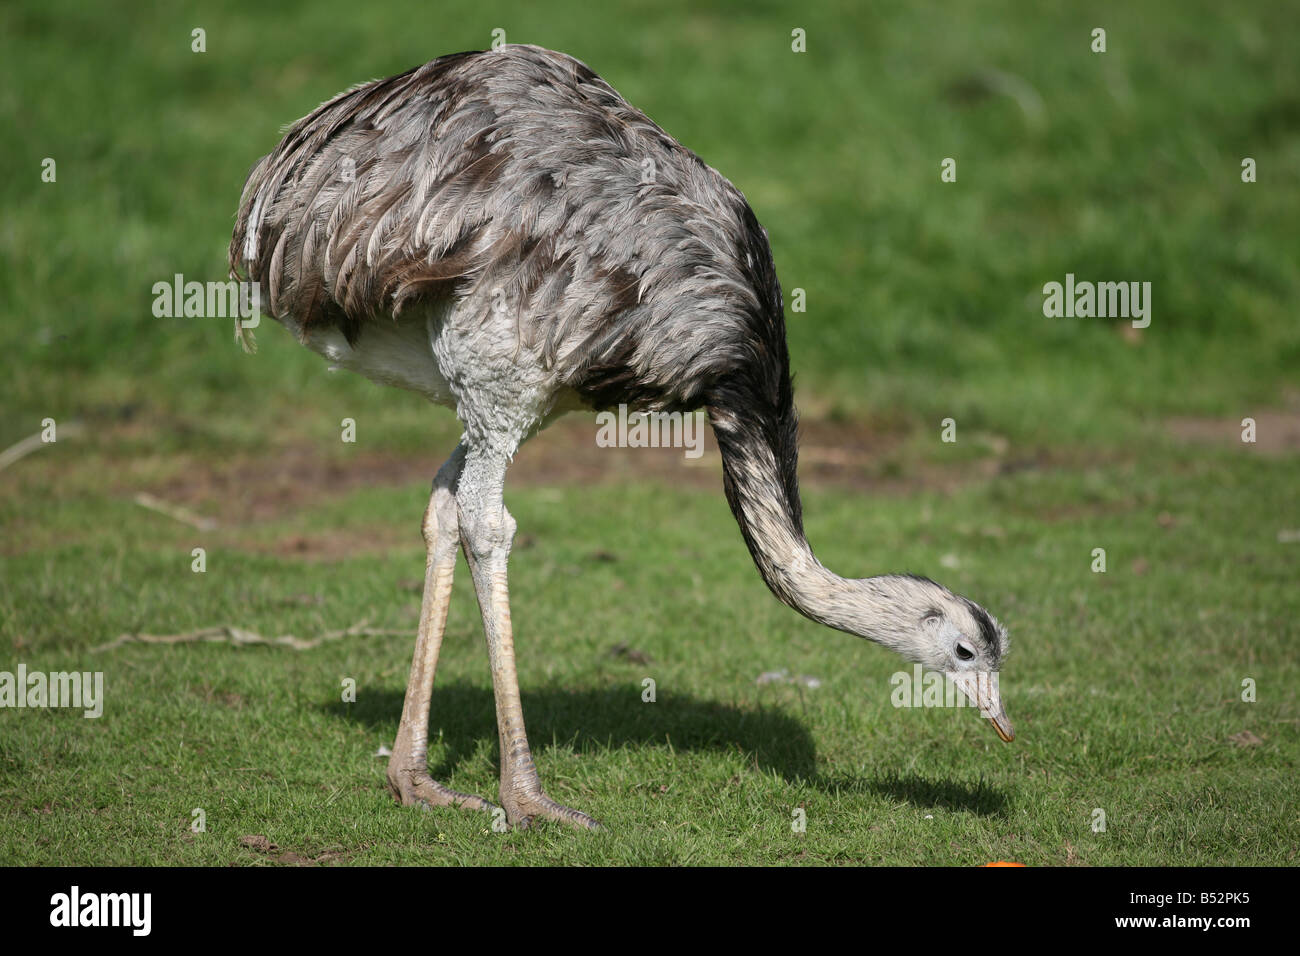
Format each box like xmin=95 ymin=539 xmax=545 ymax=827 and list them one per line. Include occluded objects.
xmin=92 ymin=620 xmax=412 ymax=653
xmin=132 ymin=492 xmax=219 ymax=531
xmin=0 ymin=422 xmax=86 ymax=473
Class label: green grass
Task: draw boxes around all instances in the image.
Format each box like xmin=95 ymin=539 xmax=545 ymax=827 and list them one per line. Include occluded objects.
xmin=1 ymin=0 xmax=1298 ymax=864
xmin=1 ymin=441 xmax=1296 ymax=865
xmin=2 ymin=0 xmax=1298 ymax=450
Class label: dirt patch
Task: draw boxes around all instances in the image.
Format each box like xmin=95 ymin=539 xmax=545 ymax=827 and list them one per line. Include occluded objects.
xmin=1165 ymin=409 xmax=1300 ymax=454
xmin=254 ymin=525 xmax=413 ymax=561
xmin=191 ymin=683 xmax=246 ymax=709
xmin=142 ymin=444 xmax=435 ymax=524
xmin=509 ymin=416 xmax=917 ymax=492
xmin=238 ymin=833 xmax=350 ymax=866
xmin=127 ymin=416 xmax=927 ymax=525
xmin=117 ymin=415 xmax=1079 ymax=533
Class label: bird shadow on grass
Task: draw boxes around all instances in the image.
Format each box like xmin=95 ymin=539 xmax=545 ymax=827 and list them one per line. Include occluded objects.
xmin=325 ymin=683 xmax=819 ymax=782
xmin=815 ymin=770 xmax=1009 ymax=817
xmin=324 ymin=687 xmax=1008 ymax=814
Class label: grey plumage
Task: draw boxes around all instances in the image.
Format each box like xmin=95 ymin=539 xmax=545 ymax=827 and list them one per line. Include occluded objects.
xmin=229 ymin=45 xmax=1013 ymax=829
xmin=230 ymin=44 xmax=776 ymax=413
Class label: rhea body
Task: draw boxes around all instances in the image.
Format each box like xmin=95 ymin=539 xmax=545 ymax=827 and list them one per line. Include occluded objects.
xmin=230 ymin=45 xmax=1012 ymax=829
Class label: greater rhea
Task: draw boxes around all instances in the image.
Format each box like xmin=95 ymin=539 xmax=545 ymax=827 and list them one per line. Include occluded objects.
xmin=229 ymin=44 xmax=1013 ymax=830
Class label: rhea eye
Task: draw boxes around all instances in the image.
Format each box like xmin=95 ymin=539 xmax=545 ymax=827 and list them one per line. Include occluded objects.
xmin=955 ymin=642 xmax=975 ymax=661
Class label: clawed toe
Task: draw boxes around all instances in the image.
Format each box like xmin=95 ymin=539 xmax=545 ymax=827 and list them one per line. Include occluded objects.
xmin=505 ymin=791 xmax=601 ymax=830
xmin=389 ymin=771 xmax=496 ymax=815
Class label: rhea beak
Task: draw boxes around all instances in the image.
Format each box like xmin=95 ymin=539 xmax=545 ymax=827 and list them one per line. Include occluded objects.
xmin=947 ymin=671 xmax=1015 ymax=742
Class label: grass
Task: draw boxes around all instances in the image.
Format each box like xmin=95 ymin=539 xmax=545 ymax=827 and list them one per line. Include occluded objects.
xmin=2 ymin=0 xmax=1299 ymax=450
xmin=1 ymin=439 xmax=1296 ymax=865
xmin=1 ymin=0 xmax=1298 ymax=864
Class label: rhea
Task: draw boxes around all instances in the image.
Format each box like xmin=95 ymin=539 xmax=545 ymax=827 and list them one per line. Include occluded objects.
xmin=229 ymin=45 xmax=1013 ymax=830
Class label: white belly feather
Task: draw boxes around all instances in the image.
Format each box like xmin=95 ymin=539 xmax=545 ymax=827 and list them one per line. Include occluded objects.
xmin=296 ymin=310 xmax=456 ymax=408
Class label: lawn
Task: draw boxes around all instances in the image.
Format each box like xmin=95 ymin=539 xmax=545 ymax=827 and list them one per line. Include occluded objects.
xmin=0 ymin=0 xmax=1297 ymax=865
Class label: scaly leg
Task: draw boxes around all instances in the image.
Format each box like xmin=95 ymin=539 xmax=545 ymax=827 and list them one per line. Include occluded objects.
xmin=456 ymin=447 xmax=600 ymax=830
xmin=387 ymin=444 xmax=494 ymax=814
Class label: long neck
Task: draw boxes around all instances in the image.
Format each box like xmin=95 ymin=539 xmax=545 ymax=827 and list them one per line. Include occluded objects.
xmin=706 ymin=373 xmax=933 ymax=656
xmin=706 ymin=373 xmax=849 ymax=629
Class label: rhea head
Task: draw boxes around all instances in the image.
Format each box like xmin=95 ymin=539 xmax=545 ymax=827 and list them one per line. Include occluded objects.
xmin=794 ymin=568 xmax=1014 ymax=742
xmin=912 ymin=583 xmax=1014 ymax=742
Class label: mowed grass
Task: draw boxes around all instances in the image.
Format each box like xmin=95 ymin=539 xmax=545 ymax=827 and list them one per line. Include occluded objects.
xmin=1 ymin=0 xmax=1299 ymax=864
xmin=0 ymin=438 xmax=1296 ymax=865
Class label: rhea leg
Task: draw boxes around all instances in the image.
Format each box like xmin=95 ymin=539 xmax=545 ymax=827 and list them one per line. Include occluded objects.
xmin=387 ymin=444 xmax=493 ymax=814
xmin=456 ymin=447 xmax=599 ymax=830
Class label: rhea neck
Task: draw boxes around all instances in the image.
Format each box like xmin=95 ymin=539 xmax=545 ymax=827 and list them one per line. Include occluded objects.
xmin=706 ymin=377 xmax=945 ymax=659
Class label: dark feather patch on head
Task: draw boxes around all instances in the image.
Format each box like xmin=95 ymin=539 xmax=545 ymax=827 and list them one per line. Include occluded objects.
xmin=962 ymin=599 xmax=1002 ymax=650
xmin=901 ymin=573 xmax=941 ymax=589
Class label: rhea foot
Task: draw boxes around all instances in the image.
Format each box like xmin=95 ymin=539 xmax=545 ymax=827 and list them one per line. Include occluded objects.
xmin=388 ymin=765 xmax=496 ymax=815
xmin=501 ymin=786 xmax=601 ymax=830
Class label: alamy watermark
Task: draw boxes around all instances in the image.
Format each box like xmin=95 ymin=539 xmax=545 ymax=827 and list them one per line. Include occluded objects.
xmin=595 ymin=404 xmax=704 ymax=459
xmin=152 ymin=273 xmax=261 ymax=329
xmin=0 ymin=665 xmax=103 ymax=718
xmin=890 ymin=664 xmax=1000 ymax=716
xmin=50 ymin=886 xmax=150 ymax=935
xmin=1042 ymin=273 xmax=1151 ymax=328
